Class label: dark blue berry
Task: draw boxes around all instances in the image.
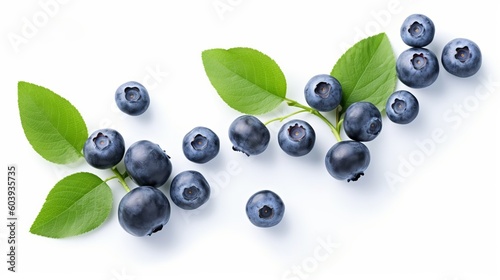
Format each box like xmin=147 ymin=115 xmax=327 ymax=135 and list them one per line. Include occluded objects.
xmin=229 ymin=115 xmax=270 ymax=156
xmin=278 ymin=119 xmax=315 ymax=157
xmin=246 ymin=190 xmax=285 ymax=228
xmin=385 ymin=90 xmax=419 ymax=124
xmin=441 ymin=38 xmax=482 ymax=78
xmin=325 ymin=140 xmax=370 ymax=182
xmin=169 ymin=170 xmax=211 ymax=210
xmin=396 ymin=47 xmax=439 ymax=88
xmin=83 ymin=128 xmax=125 ymax=169
xmin=118 ymin=186 xmax=171 ymax=237
xmin=182 ymin=126 xmax=220 ymax=163
xmin=304 ymin=74 xmax=342 ymax=112
xmin=343 ymin=102 xmax=382 ymax=142
xmin=115 ymin=81 xmax=150 ymax=116
xmin=124 ymin=140 xmax=172 ymax=188
xmin=400 ymin=14 xmax=435 ymax=47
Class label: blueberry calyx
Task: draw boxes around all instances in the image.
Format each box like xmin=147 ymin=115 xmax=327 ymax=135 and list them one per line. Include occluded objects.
xmin=455 ymin=47 xmax=470 ymax=63
xmin=409 ymin=21 xmax=424 ymax=37
xmin=315 ymin=82 xmax=332 ymax=98
xmin=411 ymin=53 xmax=427 ymax=70
xmin=191 ymin=134 xmax=208 ymax=150
xmin=258 ymin=205 xmax=274 ymax=219
xmin=124 ymin=87 xmax=141 ymax=101
xmin=288 ymin=124 xmax=306 ymax=141
xmin=93 ymin=133 xmax=110 ymax=150
xmin=182 ymin=186 xmax=200 ymax=201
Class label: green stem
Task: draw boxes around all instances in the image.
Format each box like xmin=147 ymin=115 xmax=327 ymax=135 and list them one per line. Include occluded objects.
xmin=107 ymin=167 xmax=130 ymax=192
xmin=264 ymin=109 xmax=309 ymax=125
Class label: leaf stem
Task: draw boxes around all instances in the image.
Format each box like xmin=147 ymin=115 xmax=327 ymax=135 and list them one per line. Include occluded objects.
xmin=107 ymin=167 xmax=130 ymax=192
xmin=264 ymin=109 xmax=309 ymax=125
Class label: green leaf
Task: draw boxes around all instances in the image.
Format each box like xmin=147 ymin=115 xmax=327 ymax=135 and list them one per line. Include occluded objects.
xmin=202 ymin=47 xmax=287 ymax=115
xmin=30 ymin=172 xmax=113 ymax=238
xmin=18 ymin=81 xmax=88 ymax=164
xmin=331 ymin=33 xmax=397 ymax=115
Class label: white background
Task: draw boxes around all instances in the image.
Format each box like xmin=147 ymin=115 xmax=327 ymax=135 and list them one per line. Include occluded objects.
xmin=1 ymin=0 xmax=499 ymax=279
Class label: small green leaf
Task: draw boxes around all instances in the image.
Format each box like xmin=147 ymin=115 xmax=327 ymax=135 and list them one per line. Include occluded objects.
xmin=18 ymin=81 xmax=88 ymax=164
xmin=331 ymin=33 xmax=397 ymax=115
xmin=202 ymin=47 xmax=287 ymax=115
xmin=30 ymin=172 xmax=113 ymax=238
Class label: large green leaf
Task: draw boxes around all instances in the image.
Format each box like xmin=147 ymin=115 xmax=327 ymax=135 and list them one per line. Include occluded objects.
xmin=331 ymin=33 xmax=397 ymax=115
xmin=30 ymin=172 xmax=113 ymax=238
xmin=202 ymin=47 xmax=287 ymax=115
xmin=18 ymin=81 xmax=88 ymax=164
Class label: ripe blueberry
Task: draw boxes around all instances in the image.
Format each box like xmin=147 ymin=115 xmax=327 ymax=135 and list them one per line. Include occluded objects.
xmin=304 ymin=74 xmax=342 ymax=112
xmin=170 ymin=170 xmax=211 ymax=210
xmin=124 ymin=140 xmax=172 ymax=188
xmin=343 ymin=102 xmax=382 ymax=142
xmin=115 ymin=81 xmax=150 ymax=116
xmin=246 ymin=190 xmax=285 ymax=228
xmin=396 ymin=47 xmax=439 ymax=88
xmin=182 ymin=126 xmax=220 ymax=163
xmin=400 ymin=14 xmax=435 ymax=47
xmin=83 ymin=128 xmax=125 ymax=169
xmin=441 ymin=38 xmax=482 ymax=78
xmin=229 ymin=115 xmax=270 ymax=156
xmin=325 ymin=140 xmax=370 ymax=182
xmin=118 ymin=186 xmax=171 ymax=237
xmin=385 ymin=90 xmax=419 ymax=124
xmin=278 ymin=119 xmax=315 ymax=157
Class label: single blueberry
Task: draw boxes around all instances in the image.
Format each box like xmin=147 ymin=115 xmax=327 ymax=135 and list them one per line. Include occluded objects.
xmin=385 ymin=90 xmax=419 ymax=124
xmin=245 ymin=190 xmax=285 ymax=228
xmin=118 ymin=186 xmax=171 ymax=237
xmin=325 ymin=140 xmax=370 ymax=182
xmin=229 ymin=115 xmax=270 ymax=156
xmin=441 ymin=38 xmax=482 ymax=78
xmin=400 ymin=14 xmax=435 ymax=47
xmin=115 ymin=81 xmax=150 ymax=116
xmin=124 ymin=140 xmax=172 ymax=188
xmin=396 ymin=47 xmax=439 ymax=88
xmin=304 ymin=74 xmax=342 ymax=112
xmin=278 ymin=119 xmax=315 ymax=157
xmin=83 ymin=128 xmax=125 ymax=169
xmin=169 ymin=170 xmax=211 ymax=210
xmin=343 ymin=102 xmax=382 ymax=142
xmin=182 ymin=126 xmax=220 ymax=163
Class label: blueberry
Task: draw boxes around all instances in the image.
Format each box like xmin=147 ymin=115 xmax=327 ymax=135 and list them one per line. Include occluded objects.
xmin=118 ymin=186 xmax=171 ymax=237
xmin=182 ymin=126 xmax=220 ymax=164
xmin=169 ymin=170 xmax=210 ymax=210
xmin=396 ymin=47 xmax=439 ymax=88
xmin=245 ymin=190 xmax=285 ymax=228
xmin=278 ymin=119 xmax=315 ymax=157
xmin=229 ymin=115 xmax=270 ymax=156
xmin=385 ymin=90 xmax=419 ymax=124
xmin=83 ymin=128 xmax=125 ymax=169
xmin=124 ymin=140 xmax=172 ymax=188
xmin=325 ymin=140 xmax=370 ymax=182
xmin=343 ymin=102 xmax=382 ymax=142
xmin=400 ymin=14 xmax=435 ymax=47
xmin=304 ymin=74 xmax=342 ymax=112
xmin=115 ymin=81 xmax=150 ymax=116
xmin=441 ymin=38 xmax=482 ymax=78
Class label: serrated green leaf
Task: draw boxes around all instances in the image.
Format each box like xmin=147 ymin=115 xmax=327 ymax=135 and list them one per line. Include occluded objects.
xmin=202 ymin=47 xmax=287 ymax=115
xmin=18 ymin=81 xmax=88 ymax=164
xmin=331 ymin=33 xmax=397 ymax=115
xmin=30 ymin=172 xmax=112 ymax=238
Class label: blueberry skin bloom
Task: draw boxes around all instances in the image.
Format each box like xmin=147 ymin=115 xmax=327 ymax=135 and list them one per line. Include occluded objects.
xmin=325 ymin=141 xmax=370 ymax=182
xmin=278 ymin=119 xmax=315 ymax=157
xmin=118 ymin=186 xmax=171 ymax=237
xmin=229 ymin=115 xmax=270 ymax=156
xmin=246 ymin=190 xmax=285 ymax=228
xmin=182 ymin=126 xmax=220 ymax=163
xmin=170 ymin=170 xmax=211 ymax=210
xmin=385 ymin=90 xmax=419 ymax=124
xmin=124 ymin=140 xmax=172 ymax=188
xmin=115 ymin=81 xmax=150 ymax=116
xmin=83 ymin=128 xmax=125 ymax=169
xmin=441 ymin=38 xmax=482 ymax=78
xmin=400 ymin=14 xmax=435 ymax=47
xmin=396 ymin=48 xmax=439 ymax=88
xmin=343 ymin=102 xmax=382 ymax=142
xmin=304 ymin=74 xmax=342 ymax=112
